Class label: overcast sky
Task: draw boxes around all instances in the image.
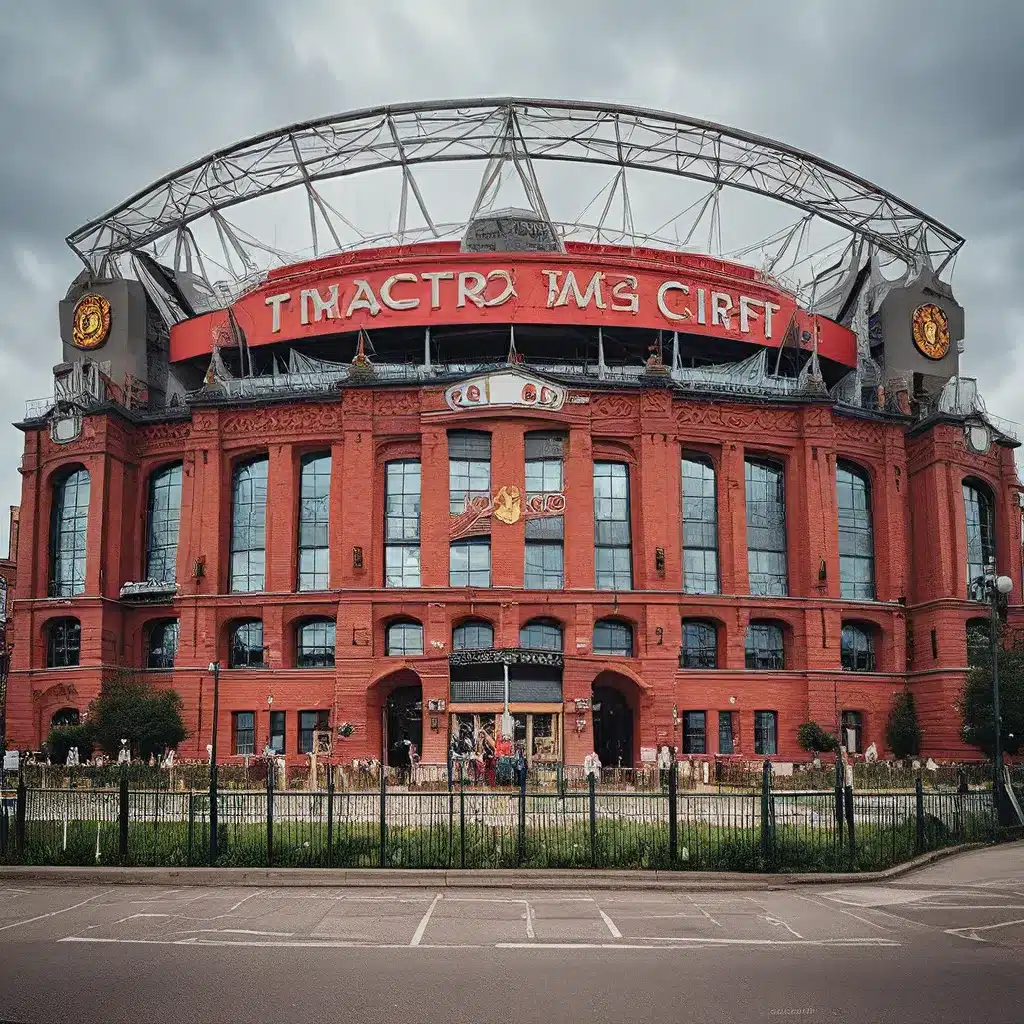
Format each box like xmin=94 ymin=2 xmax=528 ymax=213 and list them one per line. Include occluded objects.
xmin=1 ymin=0 xmax=1022 ymax=558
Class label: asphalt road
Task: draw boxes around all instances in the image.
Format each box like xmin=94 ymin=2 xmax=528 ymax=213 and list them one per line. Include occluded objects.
xmin=0 ymin=844 xmax=1022 ymax=1024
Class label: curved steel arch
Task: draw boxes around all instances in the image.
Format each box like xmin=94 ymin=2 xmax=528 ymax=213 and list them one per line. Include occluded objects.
xmin=67 ymin=97 xmax=963 ymax=274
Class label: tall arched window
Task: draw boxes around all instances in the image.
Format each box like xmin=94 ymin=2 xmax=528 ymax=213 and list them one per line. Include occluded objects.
xmin=840 ymin=622 xmax=877 ymax=671
xmin=229 ymin=457 xmax=268 ymax=593
xmin=745 ymin=622 xmax=784 ymax=670
xmin=229 ymin=620 xmax=265 ymax=668
xmin=146 ymin=619 xmax=179 ymax=669
xmin=145 ymin=463 xmax=182 ymax=583
xmin=745 ymin=459 xmax=787 ymax=597
xmin=680 ymin=620 xmax=718 ymax=669
xmin=46 ymin=617 xmax=81 ymax=668
xmin=836 ymin=462 xmax=875 ymax=600
xmin=519 ymin=619 xmax=563 ymax=651
xmin=593 ymin=619 xmax=633 ymax=656
xmin=298 ymin=453 xmax=331 ymax=591
xmin=452 ymin=620 xmax=494 ymax=651
xmin=963 ymin=479 xmax=995 ymax=596
xmin=51 ymin=708 xmax=80 ymax=729
xmin=296 ymin=618 xmax=336 ymax=668
xmin=681 ymin=455 xmax=719 ymax=594
xmin=50 ymin=467 xmax=90 ymax=597
xmin=386 ymin=620 xmax=424 ymax=656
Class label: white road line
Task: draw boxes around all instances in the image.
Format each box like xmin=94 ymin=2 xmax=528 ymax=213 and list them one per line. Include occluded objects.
xmin=697 ymin=906 xmax=723 ymax=928
xmin=59 ymin=935 xmax=484 ymax=950
xmin=0 ymin=890 xmax=114 ymax=933
xmin=629 ymin=936 xmax=900 ymax=947
xmin=524 ymin=902 xmax=535 ymax=940
xmin=228 ymin=890 xmax=263 ymax=913
xmin=598 ymin=908 xmax=622 ymax=939
xmin=180 ymin=928 xmax=296 ymax=937
xmin=763 ymin=915 xmax=803 ymax=940
xmin=793 ymin=893 xmax=889 ymax=932
xmin=945 ymin=917 xmax=1024 ymax=942
xmin=496 ymin=938 xmax=901 ymax=950
xmin=410 ymin=892 xmax=442 ymax=947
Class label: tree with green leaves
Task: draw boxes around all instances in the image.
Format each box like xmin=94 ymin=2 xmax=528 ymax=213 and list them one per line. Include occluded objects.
xmin=960 ymin=633 xmax=1024 ymax=758
xmin=885 ymin=689 xmax=922 ymax=758
xmin=86 ymin=669 xmax=187 ymax=760
xmin=796 ymin=721 xmax=839 ymax=756
xmin=46 ymin=723 xmax=94 ymax=765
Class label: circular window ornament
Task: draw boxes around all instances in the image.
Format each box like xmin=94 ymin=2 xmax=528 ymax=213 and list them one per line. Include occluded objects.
xmin=912 ymin=303 xmax=950 ymax=360
xmin=71 ymin=293 xmax=111 ymax=350
xmin=965 ymin=423 xmax=991 ymax=454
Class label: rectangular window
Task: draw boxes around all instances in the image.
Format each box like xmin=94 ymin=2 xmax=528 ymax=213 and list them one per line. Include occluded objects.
xmin=229 ymin=458 xmax=268 ymax=593
xmin=745 ymin=460 xmax=788 ymax=597
xmin=718 ymin=712 xmax=735 ymax=755
xmin=450 ymin=537 xmax=491 ymax=587
xmin=683 ymin=711 xmax=707 ymax=754
xmin=841 ymin=710 xmax=863 ymax=754
xmin=449 ymin=431 xmax=491 ymax=514
xmin=269 ymin=711 xmax=286 ymax=754
xmin=299 ymin=709 xmax=329 ymax=754
xmin=232 ymin=711 xmax=255 ymax=756
xmin=525 ymin=433 xmax=565 ymax=589
xmin=145 ymin=464 xmax=182 ymax=583
xmin=754 ymin=710 xmax=778 ymax=756
xmin=298 ymin=453 xmax=331 ymax=591
xmin=594 ymin=462 xmax=632 ymax=590
xmin=681 ymin=456 xmax=719 ymax=595
xmin=385 ymin=460 xmax=421 ymax=587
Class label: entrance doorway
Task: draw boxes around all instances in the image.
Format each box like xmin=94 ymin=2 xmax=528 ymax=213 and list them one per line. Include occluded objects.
xmin=592 ymin=686 xmax=633 ymax=768
xmin=385 ymin=685 xmax=422 ymax=768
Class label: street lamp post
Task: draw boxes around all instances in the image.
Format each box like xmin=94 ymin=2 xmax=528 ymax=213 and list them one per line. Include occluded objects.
xmin=208 ymin=661 xmax=221 ymax=862
xmin=970 ymin=568 xmax=1013 ymax=826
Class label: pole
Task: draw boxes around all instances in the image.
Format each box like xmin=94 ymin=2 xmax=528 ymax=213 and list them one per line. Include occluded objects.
xmin=989 ymin=578 xmax=1006 ymax=826
xmin=208 ymin=662 xmax=220 ymax=864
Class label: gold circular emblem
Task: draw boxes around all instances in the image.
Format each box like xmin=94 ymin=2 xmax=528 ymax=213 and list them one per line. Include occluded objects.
xmin=71 ymin=293 xmax=111 ymax=350
xmin=912 ymin=303 xmax=950 ymax=361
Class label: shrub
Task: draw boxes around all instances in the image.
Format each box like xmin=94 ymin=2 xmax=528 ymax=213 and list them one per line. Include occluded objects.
xmin=46 ymin=724 xmax=94 ymax=765
xmin=886 ymin=690 xmax=923 ymax=758
xmin=796 ymin=721 xmax=839 ymax=754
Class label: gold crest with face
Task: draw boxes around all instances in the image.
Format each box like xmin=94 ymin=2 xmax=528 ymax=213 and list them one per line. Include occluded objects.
xmin=912 ymin=303 xmax=950 ymax=360
xmin=71 ymin=293 xmax=112 ymax=350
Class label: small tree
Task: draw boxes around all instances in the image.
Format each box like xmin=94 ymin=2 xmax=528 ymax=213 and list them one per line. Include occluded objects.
xmin=797 ymin=721 xmax=839 ymax=756
xmin=46 ymin=724 xmax=95 ymax=765
xmin=86 ymin=669 xmax=187 ymax=760
xmin=886 ymin=689 xmax=922 ymax=758
xmin=960 ymin=636 xmax=1024 ymax=758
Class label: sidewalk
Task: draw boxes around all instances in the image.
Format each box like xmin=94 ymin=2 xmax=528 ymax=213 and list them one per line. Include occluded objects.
xmin=0 ymin=842 xmax=986 ymax=890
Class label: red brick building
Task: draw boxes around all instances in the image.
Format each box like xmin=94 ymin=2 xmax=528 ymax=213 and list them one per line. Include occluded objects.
xmin=6 ymin=101 xmax=1021 ymax=769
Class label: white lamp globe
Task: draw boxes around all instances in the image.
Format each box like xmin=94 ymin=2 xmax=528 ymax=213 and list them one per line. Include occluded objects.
xmin=996 ymin=575 xmax=1013 ymax=595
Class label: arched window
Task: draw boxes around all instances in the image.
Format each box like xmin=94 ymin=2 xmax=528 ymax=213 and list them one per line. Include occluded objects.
xmin=386 ymin=620 xmax=424 ymax=656
xmin=841 ymin=623 xmax=877 ymax=671
xmin=519 ymin=619 xmax=563 ymax=651
xmin=50 ymin=467 xmax=90 ymax=597
xmin=452 ymin=620 xmax=494 ymax=651
xmin=296 ymin=618 xmax=336 ymax=668
xmin=745 ymin=459 xmax=788 ymax=597
xmin=963 ymin=479 xmax=995 ymax=596
xmin=229 ymin=457 xmax=268 ymax=593
xmin=836 ymin=462 xmax=875 ymax=600
xmin=966 ymin=617 xmax=990 ymax=668
xmin=146 ymin=619 xmax=179 ymax=669
xmin=228 ymin=620 xmax=265 ymax=668
xmin=46 ymin=617 xmax=81 ymax=668
xmin=681 ymin=455 xmax=719 ymax=595
xmin=745 ymin=622 xmax=784 ymax=670
xmin=51 ymin=708 xmax=80 ymax=729
xmin=593 ymin=619 xmax=633 ymax=657
xmin=298 ymin=452 xmax=331 ymax=591
xmin=680 ymin=620 xmax=718 ymax=669
xmin=145 ymin=463 xmax=182 ymax=583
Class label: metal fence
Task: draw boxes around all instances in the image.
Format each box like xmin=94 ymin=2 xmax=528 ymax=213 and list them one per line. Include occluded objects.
xmin=0 ymin=768 xmax=997 ymax=873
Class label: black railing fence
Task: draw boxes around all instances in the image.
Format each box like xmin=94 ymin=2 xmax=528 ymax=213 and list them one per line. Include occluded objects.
xmin=0 ymin=764 xmax=997 ymax=873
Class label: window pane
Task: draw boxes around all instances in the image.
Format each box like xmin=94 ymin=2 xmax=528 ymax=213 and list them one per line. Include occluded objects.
xmin=718 ymin=712 xmax=735 ymax=755
xmin=296 ymin=619 xmax=336 ymax=668
xmin=450 ymin=539 xmax=491 ymax=587
xmin=146 ymin=463 xmax=182 ymax=584
xmin=229 ymin=458 xmax=268 ymax=592
xmin=50 ymin=468 xmax=90 ymax=597
xmin=47 ymin=618 xmax=81 ymax=668
xmin=754 ymin=711 xmax=778 ymax=755
xmin=147 ymin=619 xmax=179 ymax=669
xmin=745 ymin=460 xmax=787 ymax=596
xmin=964 ymin=482 xmax=995 ymax=597
xmin=519 ymin=621 xmax=562 ymax=651
xmin=387 ymin=622 xmax=424 ymax=655
xmin=840 ymin=624 xmax=876 ymax=671
xmin=229 ymin=620 xmax=264 ymax=668
xmin=233 ymin=711 xmax=255 ymax=756
xmin=594 ymin=462 xmax=632 ymax=590
xmin=683 ymin=711 xmax=706 ymax=754
xmin=680 ymin=621 xmax=717 ymax=669
xmin=745 ymin=623 xmax=784 ymax=670
xmin=682 ymin=457 xmax=719 ymax=595
xmin=525 ymin=541 xmax=564 ymax=589
xmin=837 ymin=464 xmax=875 ymax=600
xmin=385 ymin=461 xmax=421 ymax=587
xmin=297 ymin=453 xmax=330 ymax=591
xmin=593 ymin=619 xmax=632 ymax=656
xmin=269 ymin=711 xmax=286 ymax=754
xmin=453 ymin=622 xmax=493 ymax=650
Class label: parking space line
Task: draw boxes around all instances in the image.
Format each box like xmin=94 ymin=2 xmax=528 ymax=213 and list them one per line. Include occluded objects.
xmin=0 ymin=890 xmax=114 ymax=933
xmin=524 ymin=901 xmax=535 ymax=940
xmin=228 ymin=890 xmax=263 ymax=913
xmin=598 ymin=908 xmax=622 ymax=939
xmin=410 ymin=892 xmax=442 ymax=947
xmin=793 ymin=893 xmax=889 ymax=931
xmin=945 ymin=918 xmax=1024 ymax=942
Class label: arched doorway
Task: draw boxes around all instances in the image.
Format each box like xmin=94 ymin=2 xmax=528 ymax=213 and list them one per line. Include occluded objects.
xmin=385 ymin=685 xmax=423 ymax=768
xmin=592 ymin=685 xmax=634 ymax=769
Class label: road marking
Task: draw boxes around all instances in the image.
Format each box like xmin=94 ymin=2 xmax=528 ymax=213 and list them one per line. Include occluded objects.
xmin=763 ymin=915 xmax=803 ymax=940
xmin=697 ymin=906 xmax=723 ymax=928
xmin=628 ymin=936 xmax=900 ymax=947
xmin=0 ymin=890 xmax=114 ymax=933
xmin=793 ymin=893 xmax=889 ymax=931
xmin=59 ymin=936 xmax=482 ymax=949
xmin=410 ymin=892 xmax=442 ymax=947
xmin=228 ymin=890 xmax=263 ymax=913
xmin=524 ymin=902 xmax=535 ymax=940
xmin=945 ymin=917 xmax=1024 ymax=943
xmin=598 ymin=908 xmax=622 ymax=939
xmin=496 ymin=938 xmax=901 ymax=950
xmin=180 ymin=928 xmax=295 ymax=937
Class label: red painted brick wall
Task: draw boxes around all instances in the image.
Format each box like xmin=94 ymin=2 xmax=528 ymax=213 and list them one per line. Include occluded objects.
xmin=5 ymin=388 xmax=1021 ymax=765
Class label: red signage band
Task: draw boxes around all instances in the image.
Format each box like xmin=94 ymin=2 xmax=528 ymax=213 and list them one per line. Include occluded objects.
xmin=170 ymin=251 xmax=857 ymax=367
